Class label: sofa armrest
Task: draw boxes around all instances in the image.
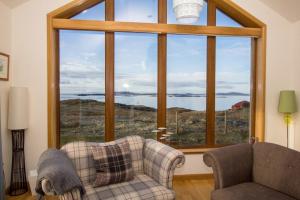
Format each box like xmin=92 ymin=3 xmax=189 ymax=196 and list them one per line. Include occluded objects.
xmin=36 ymin=148 xmax=85 ymax=199
xmin=143 ymin=139 xmax=185 ymax=189
xmin=40 ymin=179 xmax=54 ymax=195
xmin=203 ymin=143 xmax=253 ymax=190
xmin=41 ymin=179 xmax=82 ymax=200
xmin=58 ymin=189 xmax=82 ymax=200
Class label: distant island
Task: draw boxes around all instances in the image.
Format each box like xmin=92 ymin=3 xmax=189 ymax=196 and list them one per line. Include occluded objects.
xmin=70 ymin=91 xmax=250 ymax=97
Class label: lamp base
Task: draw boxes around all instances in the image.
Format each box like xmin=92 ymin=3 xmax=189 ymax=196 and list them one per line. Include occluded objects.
xmin=283 ymin=114 xmax=292 ymax=149
xmin=9 ymin=130 xmax=28 ymax=196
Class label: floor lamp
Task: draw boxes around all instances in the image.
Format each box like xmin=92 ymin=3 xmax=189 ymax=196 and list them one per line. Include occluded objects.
xmin=278 ymin=90 xmax=297 ymax=148
xmin=8 ymin=87 xmax=29 ymax=196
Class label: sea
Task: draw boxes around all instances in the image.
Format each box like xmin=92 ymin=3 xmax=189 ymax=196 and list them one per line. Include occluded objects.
xmin=61 ymin=94 xmax=250 ymax=111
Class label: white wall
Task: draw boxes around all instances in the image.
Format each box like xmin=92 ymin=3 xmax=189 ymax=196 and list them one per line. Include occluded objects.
xmin=5 ymin=0 xmax=298 ymax=178
xmin=0 ymin=1 xmax=12 ymax=186
xmin=11 ymin=0 xmax=70 ymax=178
xmin=234 ymin=0 xmax=294 ymax=146
xmin=175 ymin=154 xmax=212 ymax=175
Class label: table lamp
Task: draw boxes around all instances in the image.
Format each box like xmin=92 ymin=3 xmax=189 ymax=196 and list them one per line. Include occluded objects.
xmin=8 ymin=87 xmax=29 ymax=196
xmin=278 ymin=90 xmax=297 ymax=148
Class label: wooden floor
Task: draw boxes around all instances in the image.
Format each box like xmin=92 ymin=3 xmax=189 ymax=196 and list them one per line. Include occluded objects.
xmin=6 ymin=178 xmax=214 ymax=200
xmin=174 ymin=178 xmax=214 ymax=200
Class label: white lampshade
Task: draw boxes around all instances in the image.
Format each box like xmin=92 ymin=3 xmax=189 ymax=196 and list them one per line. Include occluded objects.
xmin=8 ymin=87 xmax=29 ymax=130
xmin=173 ymin=0 xmax=204 ymax=24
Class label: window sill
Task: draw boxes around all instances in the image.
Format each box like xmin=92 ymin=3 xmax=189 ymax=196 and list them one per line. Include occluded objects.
xmin=179 ymin=148 xmax=216 ymax=154
xmin=174 ymin=144 xmax=230 ymax=154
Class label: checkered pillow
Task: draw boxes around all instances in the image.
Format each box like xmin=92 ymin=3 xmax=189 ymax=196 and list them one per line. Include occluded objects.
xmin=90 ymin=141 xmax=134 ymax=187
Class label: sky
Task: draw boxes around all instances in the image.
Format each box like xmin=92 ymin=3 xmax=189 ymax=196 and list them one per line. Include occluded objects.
xmin=60 ymin=0 xmax=251 ymax=95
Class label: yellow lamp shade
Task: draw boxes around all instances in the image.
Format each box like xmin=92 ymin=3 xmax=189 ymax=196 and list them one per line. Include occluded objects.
xmin=278 ymin=90 xmax=297 ymax=114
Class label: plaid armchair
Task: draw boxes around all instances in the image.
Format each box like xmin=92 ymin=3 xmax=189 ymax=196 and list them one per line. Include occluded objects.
xmin=41 ymin=136 xmax=185 ymax=200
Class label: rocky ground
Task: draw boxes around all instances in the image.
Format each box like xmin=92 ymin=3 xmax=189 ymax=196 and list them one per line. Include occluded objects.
xmin=60 ymin=99 xmax=250 ymax=146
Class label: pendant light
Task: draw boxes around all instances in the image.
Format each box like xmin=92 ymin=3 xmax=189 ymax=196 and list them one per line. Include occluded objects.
xmin=173 ymin=0 xmax=204 ymax=24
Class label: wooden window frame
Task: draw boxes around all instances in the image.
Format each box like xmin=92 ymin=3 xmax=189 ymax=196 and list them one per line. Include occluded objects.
xmin=48 ymin=0 xmax=266 ymax=151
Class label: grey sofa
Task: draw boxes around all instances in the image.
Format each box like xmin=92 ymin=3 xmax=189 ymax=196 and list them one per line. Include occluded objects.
xmin=203 ymin=142 xmax=300 ymax=200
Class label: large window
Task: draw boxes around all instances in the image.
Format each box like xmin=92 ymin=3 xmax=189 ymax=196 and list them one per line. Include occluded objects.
xmin=71 ymin=3 xmax=105 ymax=20
xmin=215 ymin=37 xmax=251 ymax=144
xmin=115 ymin=0 xmax=158 ymax=23
xmin=216 ymin=9 xmax=241 ymax=27
xmin=167 ymin=35 xmax=207 ymax=147
xmin=50 ymin=0 xmax=266 ymax=149
xmin=59 ymin=30 xmax=105 ymax=145
xmin=115 ymin=33 xmax=158 ymax=139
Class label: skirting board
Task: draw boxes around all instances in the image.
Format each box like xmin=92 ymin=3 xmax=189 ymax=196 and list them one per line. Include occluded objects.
xmin=174 ymin=173 xmax=214 ymax=181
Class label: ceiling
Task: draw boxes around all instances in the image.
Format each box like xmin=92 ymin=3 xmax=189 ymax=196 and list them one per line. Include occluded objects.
xmin=0 ymin=0 xmax=30 ymax=8
xmin=259 ymin=0 xmax=300 ymax=22
xmin=1 ymin=0 xmax=300 ymax=22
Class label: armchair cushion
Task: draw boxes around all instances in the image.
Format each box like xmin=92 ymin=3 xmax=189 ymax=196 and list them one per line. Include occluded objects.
xmin=211 ymin=182 xmax=295 ymax=200
xmin=91 ymin=140 xmax=134 ymax=187
xmin=253 ymin=143 xmax=300 ymax=199
xmin=143 ymin=139 xmax=185 ymax=189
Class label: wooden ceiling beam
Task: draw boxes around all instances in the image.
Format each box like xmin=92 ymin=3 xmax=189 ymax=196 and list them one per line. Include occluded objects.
xmin=52 ymin=19 xmax=262 ymax=37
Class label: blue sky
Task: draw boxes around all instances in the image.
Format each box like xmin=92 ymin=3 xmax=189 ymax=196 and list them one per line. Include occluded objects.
xmin=60 ymin=0 xmax=250 ymax=95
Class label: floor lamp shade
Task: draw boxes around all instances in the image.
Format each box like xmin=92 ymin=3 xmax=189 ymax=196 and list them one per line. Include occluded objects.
xmin=278 ymin=90 xmax=297 ymax=114
xmin=8 ymin=87 xmax=29 ymax=130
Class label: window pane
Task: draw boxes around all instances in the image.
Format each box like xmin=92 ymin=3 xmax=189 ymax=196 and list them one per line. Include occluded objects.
xmin=215 ymin=37 xmax=251 ymax=144
xmin=115 ymin=0 xmax=158 ymax=23
xmin=71 ymin=3 xmax=105 ymax=20
xmin=167 ymin=0 xmax=207 ymax=25
xmin=115 ymin=33 xmax=158 ymax=139
xmin=216 ymin=9 xmax=242 ymax=27
xmin=167 ymin=35 xmax=207 ymax=147
xmin=59 ymin=30 xmax=105 ymax=145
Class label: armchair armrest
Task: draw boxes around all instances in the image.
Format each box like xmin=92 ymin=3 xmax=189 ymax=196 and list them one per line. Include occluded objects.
xmin=203 ymin=143 xmax=253 ymax=190
xmin=143 ymin=139 xmax=185 ymax=189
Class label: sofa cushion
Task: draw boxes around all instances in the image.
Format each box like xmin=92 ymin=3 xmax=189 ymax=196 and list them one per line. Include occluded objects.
xmin=212 ymin=182 xmax=296 ymax=200
xmin=61 ymin=135 xmax=145 ymax=185
xmin=91 ymin=140 xmax=134 ymax=187
xmin=83 ymin=174 xmax=175 ymax=200
xmin=253 ymin=143 xmax=300 ymax=199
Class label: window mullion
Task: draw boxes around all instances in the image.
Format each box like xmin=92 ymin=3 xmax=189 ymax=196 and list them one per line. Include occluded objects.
xmin=206 ymin=0 xmax=216 ymax=146
xmin=250 ymin=38 xmax=257 ymax=138
xmin=105 ymin=0 xmax=115 ymax=141
xmin=157 ymin=0 xmax=167 ymax=140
